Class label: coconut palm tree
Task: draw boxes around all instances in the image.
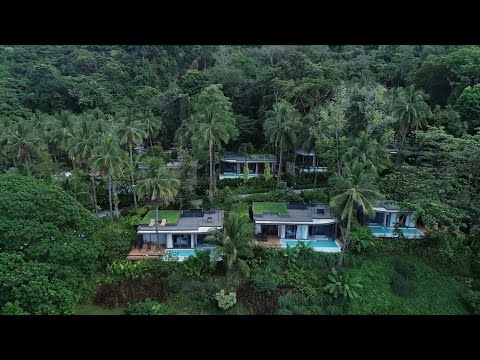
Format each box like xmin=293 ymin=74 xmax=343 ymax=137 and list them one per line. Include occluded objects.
xmin=205 ymin=212 xmax=253 ymax=277
xmin=8 ymin=120 xmax=38 ymax=176
xmin=302 ymin=107 xmax=321 ymax=187
xmin=329 ymin=161 xmax=382 ymax=267
xmin=136 ymin=158 xmax=179 ymax=243
xmin=50 ymin=110 xmax=75 ymax=167
xmin=392 ymin=85 xmax=431 ymax=166
xmin=343 ymin=131 xmax=391 ymax=174
xmin=264 ymin=100 xmax=301 ymax=185
xmin=194 ymin=105 xmax=233 ymax=201
xmin=92 ymin=134 xmax=126 ymax=219
xmin=142 ymin=109 xmax=162 ymax=147
xmin=117 ymin=109 xmax=147 ymax=210
xmin=69 ymin=115 xmax=99 ymax=212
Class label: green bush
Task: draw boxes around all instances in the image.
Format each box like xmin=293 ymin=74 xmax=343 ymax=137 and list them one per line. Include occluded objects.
xmin=323 ymin=267 xmax=363 ymax=300
xmin=461 ymin=289 xmax=480 ymax=315
xmin=214 ymin=290 xmax=237 ymax=310
xmin=280 ymin=267 xmax=318 ymax=298
xmin=95 ymin=221 xmax=135 ymax=267
xmin=245 ymin=188 xmax=302 ymax=204
xmin=166 ymin=273 xmax=183 ymax=295
xmin=251 ymin=267 xmax=279 ymax=295
xmin=277 ymin=292 xmax=327 ymax=315
xmin=178 ymin=250 xmax=214 ymax=278
xmin=390 ymin=275 xmax=412 ymax=297
xmin=349 ymin=226 xmax=377 ymax=255
xmin=394 ymin=260 xmax=416 ymax=279
xmin=183 ymin=280 xmax=221 ymax=312
xmin=300 ymin=188 xmax=329 ymax=202
xmin=125 ymin=299 xmax=173 ymax=315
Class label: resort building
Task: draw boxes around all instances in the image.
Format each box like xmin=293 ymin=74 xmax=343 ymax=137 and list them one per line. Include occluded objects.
xmin=218 ymin=152 xmax=277 ymax=180
xmin=252 ymin=201 xmax=341 ymax=253
xmin=358 ymin=201 xmax=423 ymax=238
xmin=128 ymin=209 xmax=224 ymax=260
xmin=295 ymin=149 xmax=327 ymax=173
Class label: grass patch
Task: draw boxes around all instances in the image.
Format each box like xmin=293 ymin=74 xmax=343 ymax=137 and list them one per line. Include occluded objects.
xmin=75 ymin=304 xmax=125 ymax=315
xmin=140 ymin=210 xmax=181 ymax=225
xmin=252 ymin=202 xmax=288 ymax=216
xmin=347 ymin=256 xmax=468 ymax=315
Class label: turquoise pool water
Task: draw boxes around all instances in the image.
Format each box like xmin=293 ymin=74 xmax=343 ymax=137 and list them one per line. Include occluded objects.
xmin=165 ymin=247 xmax=214 ymax=260
xmin=280 ymin=239 xmax=340 ymax=252
xmin=369 ymin=226 xmax=423 ymax=238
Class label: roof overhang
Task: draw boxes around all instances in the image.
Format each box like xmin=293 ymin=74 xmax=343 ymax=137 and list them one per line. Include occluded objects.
xmin=138 ymin=226 xmax=222 ymax=234
xmin=373 ymin=207 xmax=399 ymax=213
xmin=254 ymin=219 xmax=337 ymax=225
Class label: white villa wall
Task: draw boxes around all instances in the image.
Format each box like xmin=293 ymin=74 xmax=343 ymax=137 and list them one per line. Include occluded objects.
xmin=280 ymin=225 xmax=286 ymax=238
xmin=255 ymin=224 xmax=262 ymax=235
xmin=167 ymin=234 xmax=173 ymax=248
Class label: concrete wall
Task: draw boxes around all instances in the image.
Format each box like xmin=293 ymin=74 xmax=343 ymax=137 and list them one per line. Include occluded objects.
xmin=166 ymin=234 xmax=173 ymax=248
xmin=255 ymin=224 xmax=262 ymax=235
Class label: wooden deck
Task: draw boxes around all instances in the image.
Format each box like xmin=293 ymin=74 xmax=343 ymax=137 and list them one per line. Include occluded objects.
xmin=126 ymin=245 xmax=166 ymax=261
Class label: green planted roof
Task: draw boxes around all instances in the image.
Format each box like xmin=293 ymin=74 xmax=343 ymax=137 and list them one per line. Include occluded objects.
xmin=252 ymin=202 xmax=288 ymax=216
xmin=140 ymin=210 xmax=181 ymax=225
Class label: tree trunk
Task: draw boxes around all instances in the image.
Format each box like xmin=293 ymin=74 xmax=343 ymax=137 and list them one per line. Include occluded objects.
xmin=91 ymin=172 xmax=98 ymax=214
xmin=314 ymin=157 xmax=319 ymax=190
xmin=338 ymin=214 xmax=352 ymax=268
xmin=149 ymin=135 xmax=153 ymax=148
xmin=209 ymin=139 xmax=214 ymax=202
xmin=26 ymin=152 xmax=31 ymax=176
xmin=108 ymin=174 xmax=113 ymax=219
xmin=12 ymin=156 xmax=16 ymax=167
xmin=129 ymin=143 xmax=137 ymax=210
xmin=396 ymin=131 xmax=407 ymax=167
xmin=113 ymin=181 xmax=119 ymax=218
xmin=155 ymin=205 xmax=160 ymax=244
xmin=53 ymin=153 xmax=59 ymax=175
xmin=277 ymin=143 xmax=283 ymax=185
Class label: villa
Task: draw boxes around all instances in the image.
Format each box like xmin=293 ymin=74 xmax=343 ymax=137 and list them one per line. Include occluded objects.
xmin=358 ymin=201 xmax=424 ymax=238
xmin=295 ymin=149 xmax=327 ymax=173
xmin=127 ymin=209 xmax=224 ymax=261
xmin=218 ymin=152 xmax=277 ymax=180
xmin=252 ymin=201 xmax=341 ymax=253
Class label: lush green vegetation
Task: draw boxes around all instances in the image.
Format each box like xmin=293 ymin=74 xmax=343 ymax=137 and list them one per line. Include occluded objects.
xmin=252 ymin=202 xmax=288 ymax=215
xmin=1 ymin=45 xmax=479 ymax=315
xmin=140 ymin=210 xmax=181 ymax=225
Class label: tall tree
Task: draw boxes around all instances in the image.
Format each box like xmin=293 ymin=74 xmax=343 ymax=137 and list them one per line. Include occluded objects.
xmin=8 ymin=120 xmax=38 ymax=176
xmin=50 ymin=110 xmax=75 ymax=167
xmin=117 ymin=109 xmax=147 ymax=210
xmin=392 ymin=85 xmax=431 ymax=166
xmin=69 ymin=115 xmax=99 ymax=212
xmin=264 ymin=99 xmax=301 ymax=184
xmin=142 ymin=109 xmax=163 ymax=147
xmin=92 ymin=134 xmax=125 ymax=219
xmin=329 ymin=161 xmax=382 ymax=267
xmin=206 ymin=212 xmax=253 ymax=277
xmin=343 ymin=131 xmax=391 ymax=174
xmin=191 ymin=84 xmax=238 ymax=201
xmin=136 ymin=158 xmax=179 ymax=243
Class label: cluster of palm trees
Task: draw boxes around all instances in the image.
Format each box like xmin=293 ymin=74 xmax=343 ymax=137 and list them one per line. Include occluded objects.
xmin=0 ymin=108 xmax=163 ymax=217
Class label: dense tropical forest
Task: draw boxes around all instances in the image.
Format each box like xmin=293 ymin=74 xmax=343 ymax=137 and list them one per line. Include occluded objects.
xmin=0 ymin=45 xmax=479 ymax=315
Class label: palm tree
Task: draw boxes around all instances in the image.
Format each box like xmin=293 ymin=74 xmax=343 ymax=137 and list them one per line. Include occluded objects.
xmin=136 ymin=158 xmax=179 ymax=243
xmin=392 ymin=85 xmax=431 ymax=166
xmin=302 ymin=107 xmax=321 ymax=188
xmin=117 ymin=109 xmax=147 ymax=210
xmin=143 ymin=109 xmax=162 ymax=147
xmin=92 ymin=134 xmax=126 ymax=219
xmin=50 ymin=110 xmax=75 ymax=167
xmin=8 ymin=120 xmax=38 ymax=176
xmin=194 ymin=105 xmax=233 ymax=201
xmin=329 ymin=161 xmax=382 ymax=267
xmin=206 ymin=212 xmax=253 ymax=277
xmin=343 ymin=131 xmax=391 ymax=174
xmin=264 ymin=100 xmax=301 ymax=185
xmin=69 ymin=115 xmax=99 ymax=212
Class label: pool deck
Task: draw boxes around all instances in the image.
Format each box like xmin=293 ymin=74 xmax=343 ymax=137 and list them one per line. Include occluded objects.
xmin=126 ymin=245 xmax=166 ymax=261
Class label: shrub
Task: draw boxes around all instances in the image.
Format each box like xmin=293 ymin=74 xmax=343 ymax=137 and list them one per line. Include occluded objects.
xmin=214 ymin=290 xmax=237 ymax=310
xmin=251 ymin=267 xmax=279 ymax=295
xmin=107 ymin=260 xmax=149 ymax=281
xmin=165 ymin=273 xmax=183 ymax=295
xmin=461 ymin=289 xmax=480 ymax=314
xmin=281 ymin=267 xmax=318 ymax=298
xmin=178 ymin=250 xmax=214 ymax=278
xmin=95 ymin=222 xmax=135 ymax=267
xmin=390 ymin=275 xmax=412 ymax=297
xmin=349 ymin=227 xmax=377 ymax=255
xmin=394 ymin=260 xmax=416 ymax=279
xmin=184 ymin=280 xmax=220 ymax=312
xmin=300 ymin=188 xmax=329 ymax=202
xmin=125 ymin=299 xmax=173 ymax=315
xmin=245 ymin=188 xmax=302 ymax=203
xmin=323 ymin=268 xmax=363 ymax=300
xmin=277 ymin=292 xmax=326 ymax=315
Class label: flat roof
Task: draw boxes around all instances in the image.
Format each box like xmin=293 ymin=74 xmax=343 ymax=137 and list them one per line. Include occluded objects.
xmin=253 ymin=202 xmax=336 ymax=224
xmin=220 ymin=152 xmax=276 ymax=163
xmin=138 ymin=209 xmax=224 ymax=232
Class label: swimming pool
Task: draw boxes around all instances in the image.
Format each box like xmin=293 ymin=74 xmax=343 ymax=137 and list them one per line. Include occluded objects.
xmin=368 ymin=226 xmax=424 ymax=238
xmin=280 ymin=239 xmax=341 ymax=253
xmin=164 ymin=248 xmax=214 ymax=261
